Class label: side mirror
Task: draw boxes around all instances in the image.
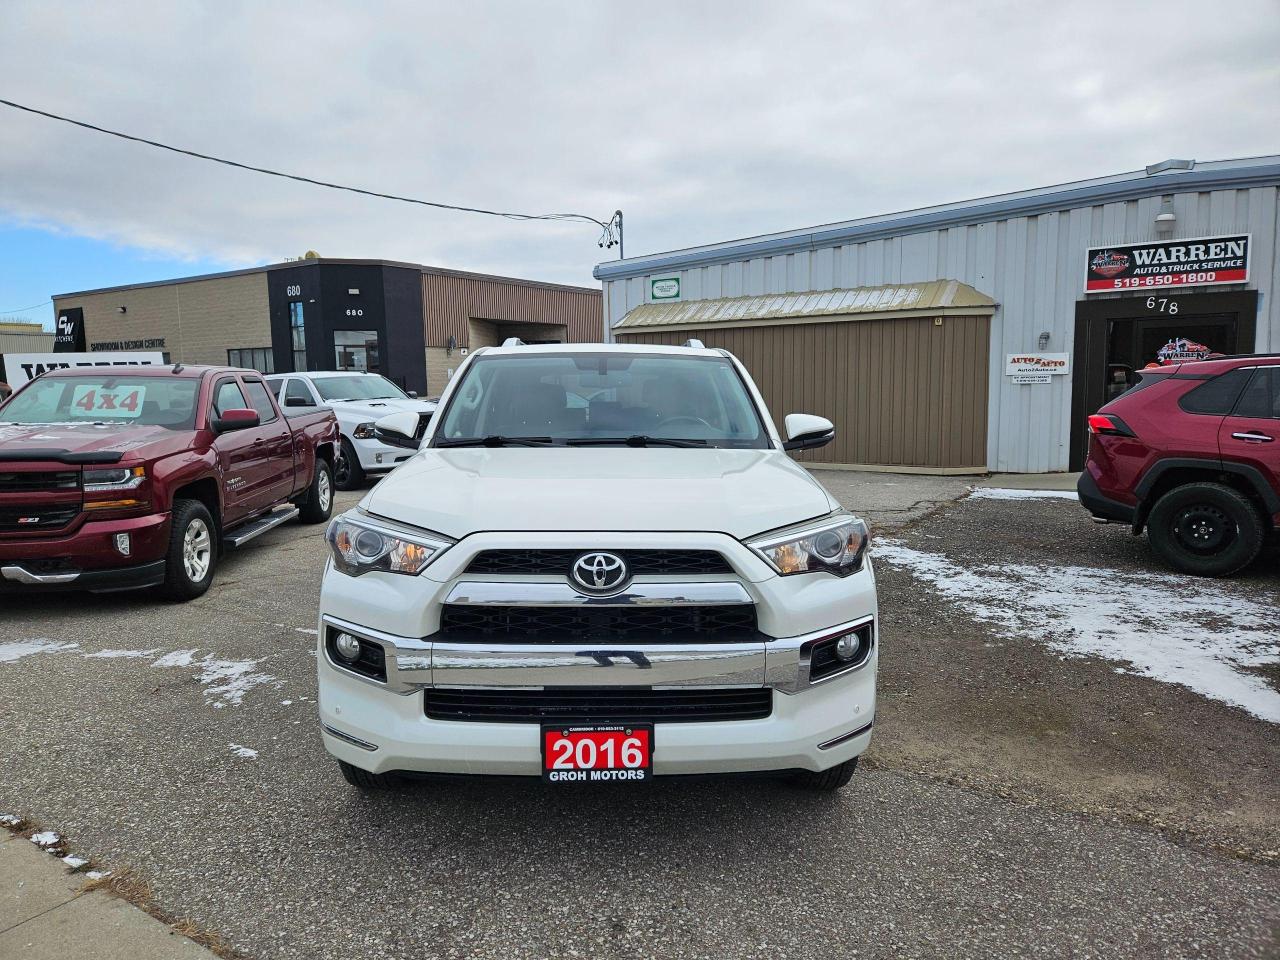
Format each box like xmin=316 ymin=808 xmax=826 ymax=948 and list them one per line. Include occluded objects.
xmin=782 ymin=413 xmax=835 ymax=451
xmin=284 ymin=396 xmax=313 ymax=407
xmin=212 ymin=408 xmax=261 ymax=434
xmin=374 ymin=410 xmax=425 ymax=450
xmin=406 ymin=390 xmax=419 ymax=399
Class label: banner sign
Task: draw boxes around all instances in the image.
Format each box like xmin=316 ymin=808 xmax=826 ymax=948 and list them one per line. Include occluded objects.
xmin=1155 ymin=337 xmax=1213 ymax=364
xmin=54 ymin=308 xmax=86 ymax=352
xmin=2 ymin=352 xmax=165 ymax=391
xmin=1084 ymin=234 xmax=1249 ymax=293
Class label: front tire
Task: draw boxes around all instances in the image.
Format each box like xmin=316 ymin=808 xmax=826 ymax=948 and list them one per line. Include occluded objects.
xmin=161 ymin=499 xmax=217 ymax=601
xmin=338 ymin=760 xmax=402 ymax=790
xmin=298 ymin=458 xmax=335 ymax=524
xmin=334 ymin=438 xmax=366 ymax=491
xmin=791 ymin=757 xmax=858 ymax=792
xmin=1146 ymin=482 xmax=1264 ymax=577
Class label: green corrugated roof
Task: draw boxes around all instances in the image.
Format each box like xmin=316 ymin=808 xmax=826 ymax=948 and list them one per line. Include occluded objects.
xmin=614 ymin=279 xmax=995 ymax=331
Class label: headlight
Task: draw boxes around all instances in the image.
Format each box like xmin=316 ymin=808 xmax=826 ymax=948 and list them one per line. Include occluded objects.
xmin=325 ymin=510 xmax=452 ymax=577
xmin=83 ymin=466 xmax=146 ymax=491
xmin=352 ymin=422 xmax=377 ymax=439
xmin=747 ymin=513 xmax=870 ymax=577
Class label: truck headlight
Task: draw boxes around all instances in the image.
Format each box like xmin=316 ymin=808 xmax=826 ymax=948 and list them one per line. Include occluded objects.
xmin=326 ymin=510 xmax=452 ymax=577
xmin=747 ymin=513 xmax=870 ymax=577
xmin=352 ymin=422 xmax=377 ymax=439
xmin=83 ymin=465 xmax=146 ymax=491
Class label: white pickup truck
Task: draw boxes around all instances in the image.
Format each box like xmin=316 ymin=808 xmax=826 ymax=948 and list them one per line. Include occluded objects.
xmin=316 ymin=340 xmax=877 ymax=791
xmin=265 ymin=371 xmax=436 ymax=490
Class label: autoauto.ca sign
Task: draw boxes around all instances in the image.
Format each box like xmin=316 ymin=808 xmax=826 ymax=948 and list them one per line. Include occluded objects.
xmin=1085 ymin=234 xmax=1249 ymax=293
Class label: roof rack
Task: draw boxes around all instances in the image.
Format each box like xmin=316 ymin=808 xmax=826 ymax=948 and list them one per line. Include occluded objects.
xmin=502 ymin=337 xmax=526 ymax=347
xmin=682 ymin=338 xmax=706 ymax=349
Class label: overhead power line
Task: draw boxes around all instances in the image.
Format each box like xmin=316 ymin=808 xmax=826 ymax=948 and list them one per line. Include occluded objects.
xmin=0 ymin=299 xmax=53 ymax=314
xmin=0 ymin=97 xmax=622 ymax=250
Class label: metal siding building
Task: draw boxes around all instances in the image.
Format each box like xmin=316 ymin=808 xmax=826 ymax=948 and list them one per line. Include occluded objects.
xmin=596 ymin=157 xmax=1280 ymax=473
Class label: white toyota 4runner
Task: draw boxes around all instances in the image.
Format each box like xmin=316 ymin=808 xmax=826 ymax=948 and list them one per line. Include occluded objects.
xmin=316 ymin=341 xmax=877 ymax=791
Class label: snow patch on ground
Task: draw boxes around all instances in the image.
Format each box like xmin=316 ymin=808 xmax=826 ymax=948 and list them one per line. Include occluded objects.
xmin=193 ymin=656 xmax=279 ymax=707
xmin=29 ymin=831 xmax=60 ymax=847
xmin=229 ymin=744 xmax=259 ymax=759
xmin=86 ymin=870 xmax=110 ymax=880
xmin=151 ymin=649 xmax=197 ymax=668
xmin=967 ymin=487 xmax=1079 ymax=501
xmin=84 ymin=648 xmax=160 ymax=659
xmin=0 ymin=640 xmax=79 ymax=663
xmin=0 ymin=814 xmax=22 ymax=827
xmin=61 ymin=855 xmax=88 ymax=869
xmin=875 ymin=539 xmax=1280 ymax=723
xmin=294 ymin=627 xmax=318 ymax=636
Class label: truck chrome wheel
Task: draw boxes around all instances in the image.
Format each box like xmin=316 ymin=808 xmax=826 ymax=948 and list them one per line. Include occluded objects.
xmin=318 ymin=467 xmax=333 ymax=513
xmin=183 ymin=518 xmax=213 ymax=582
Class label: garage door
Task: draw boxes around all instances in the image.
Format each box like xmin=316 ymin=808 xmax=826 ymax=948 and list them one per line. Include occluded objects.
xmin=617 ymin=314 xmax=990 ymax=470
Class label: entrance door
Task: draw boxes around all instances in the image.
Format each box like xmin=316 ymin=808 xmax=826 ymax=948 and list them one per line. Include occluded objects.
xmin=1070 ymin=291 xmax=1258 ymax=470
xmin=1102 ymin=314 xmax=1239 ymax=403
xmin=334 ymin=330 xmax=380 ymax=372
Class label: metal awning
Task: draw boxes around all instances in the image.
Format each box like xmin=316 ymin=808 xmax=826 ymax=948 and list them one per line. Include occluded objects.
xmin=613 ymin=279 xmax=995 ymax=332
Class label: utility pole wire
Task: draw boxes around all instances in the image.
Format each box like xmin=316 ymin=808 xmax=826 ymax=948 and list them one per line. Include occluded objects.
xmin=0 ymin=97 xmax=622 ymax=248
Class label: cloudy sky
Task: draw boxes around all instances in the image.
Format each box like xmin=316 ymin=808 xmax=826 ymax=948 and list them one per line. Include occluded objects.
xmin=2 ymin=0 xmax=1278 ymax=326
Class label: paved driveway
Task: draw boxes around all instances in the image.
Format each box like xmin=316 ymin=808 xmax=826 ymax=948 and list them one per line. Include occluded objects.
xmin=1 ymin=476 xmax=1277 ymax=959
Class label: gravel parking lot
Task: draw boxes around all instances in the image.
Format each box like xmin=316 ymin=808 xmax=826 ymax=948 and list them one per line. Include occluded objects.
xmin=2 ymin=474 xmax=1278 ymax=959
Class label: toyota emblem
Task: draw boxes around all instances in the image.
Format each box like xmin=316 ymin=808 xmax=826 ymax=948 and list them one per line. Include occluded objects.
xmin=570 ymin=552 xmax=629 ymax=594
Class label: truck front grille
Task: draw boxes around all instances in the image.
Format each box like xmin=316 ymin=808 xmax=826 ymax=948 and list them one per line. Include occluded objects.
xmin=424 ymin=686 xmax=772 ymax=724
xmin=437 ymin=604 xmax=759 ymax=644
xmin=465 ymin=549 xmax=732 ymax=576
xmin=0 ymin=471 xmax=80 ymax=493
xmin=0 ymin=504 xmax=81 ymax=533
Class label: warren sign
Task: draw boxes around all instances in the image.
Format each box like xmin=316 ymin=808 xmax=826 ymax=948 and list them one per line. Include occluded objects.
xmin=1085 ymin=234 xmax=1249 ymax=293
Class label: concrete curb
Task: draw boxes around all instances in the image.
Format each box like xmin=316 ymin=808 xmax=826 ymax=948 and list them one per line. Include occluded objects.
xmin=0 ymin=832 xmax=219 ymax=959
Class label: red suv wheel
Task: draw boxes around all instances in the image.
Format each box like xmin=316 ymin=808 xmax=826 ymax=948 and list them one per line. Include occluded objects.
xmin=1146 ymin=482 xmax=1265 ymax=577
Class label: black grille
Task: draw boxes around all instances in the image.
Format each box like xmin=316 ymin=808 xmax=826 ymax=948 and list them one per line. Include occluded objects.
xmin=0 ymin=504 xmax=80 ymax=533
xmin=465 ymin=549 xmax=732 ymax=576
xmin=424 ymin=686 xmax=772 ymax=724
xmin=438 ymin=604 xmax=759 ymax=644
xmin=0 ymin=471 xmax=79 ymax=493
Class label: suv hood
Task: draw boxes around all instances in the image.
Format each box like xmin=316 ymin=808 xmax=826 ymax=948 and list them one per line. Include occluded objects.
xmin=324 ymin=398 xmax=436 ymax=424
xmin=362 ymin=447 xmax=838 ymax=540
xmin=0 ymin=422 xmax=187 ymax=463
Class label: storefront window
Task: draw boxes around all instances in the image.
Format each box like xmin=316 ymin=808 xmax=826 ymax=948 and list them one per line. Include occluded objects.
xmin=227 ymin=347 xmax=275 ymax=373
xmin=290 ymin=302 xmax=307 ymax=371
xmin=334 ymin=330 xmax=379 ymax=372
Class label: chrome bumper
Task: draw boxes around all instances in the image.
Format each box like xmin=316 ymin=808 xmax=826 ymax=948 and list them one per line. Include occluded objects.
xmin=320 ymin=611 xmax=875 ymax=696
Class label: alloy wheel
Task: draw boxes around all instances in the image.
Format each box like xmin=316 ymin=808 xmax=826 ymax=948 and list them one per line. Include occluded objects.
xmin=183 ymin=518 xmax=213 ymax=582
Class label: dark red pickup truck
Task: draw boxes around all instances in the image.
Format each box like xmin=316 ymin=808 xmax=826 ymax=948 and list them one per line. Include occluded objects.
xmin=0 ymin=364 xmax=339 ymax=600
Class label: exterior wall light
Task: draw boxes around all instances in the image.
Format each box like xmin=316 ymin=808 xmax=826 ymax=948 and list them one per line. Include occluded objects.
xmin=1038 ymin=331 xmax=1051 ymax=350
xmin=1154 ymin=196 xmax=1177 ymax=238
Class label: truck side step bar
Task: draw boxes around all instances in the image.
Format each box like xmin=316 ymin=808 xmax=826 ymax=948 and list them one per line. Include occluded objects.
xmin=222 ymin=506 xmax=299 ymax=549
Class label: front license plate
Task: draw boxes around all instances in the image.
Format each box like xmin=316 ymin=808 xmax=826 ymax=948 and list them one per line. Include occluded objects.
xmin=541 ymin=724 xmax=653 ymax=783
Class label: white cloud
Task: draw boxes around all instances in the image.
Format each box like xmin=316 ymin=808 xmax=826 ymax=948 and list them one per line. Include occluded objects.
xmin=1 ymin=0 xmax=1277 ymax=285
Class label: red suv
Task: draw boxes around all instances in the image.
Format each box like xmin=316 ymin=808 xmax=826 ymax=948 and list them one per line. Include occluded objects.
xmin=1078 ymin=355 xmax=1280 ymax=576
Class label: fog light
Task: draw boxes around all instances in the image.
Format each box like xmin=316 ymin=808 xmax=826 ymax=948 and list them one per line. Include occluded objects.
xmin=114 ymin=532 xmax=131 ymax=557
xmin=835 ymin=633 xmax=860 ymax=661
xmin=334 ymin=632 xmax=362 ymax=662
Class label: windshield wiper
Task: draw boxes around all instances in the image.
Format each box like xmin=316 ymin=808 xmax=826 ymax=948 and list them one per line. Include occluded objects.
xmin=568 ymin=435 xmax=708 ymax=448
xmin=435 ymin=435 xmax=555 ymax=447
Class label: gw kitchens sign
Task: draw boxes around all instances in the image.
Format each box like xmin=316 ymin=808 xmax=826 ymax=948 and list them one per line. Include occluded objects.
xmin=1085 ymin=234 xmax=1249 ymax=294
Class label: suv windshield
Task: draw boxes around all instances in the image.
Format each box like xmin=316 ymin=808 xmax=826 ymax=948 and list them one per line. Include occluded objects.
xmin=0 ymin=375 xmax=199 ymax=429
xmin=313 ymin=375 xmax=407 ymax=402
xmin=432 ymin=353 xmax=769 ymax=448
